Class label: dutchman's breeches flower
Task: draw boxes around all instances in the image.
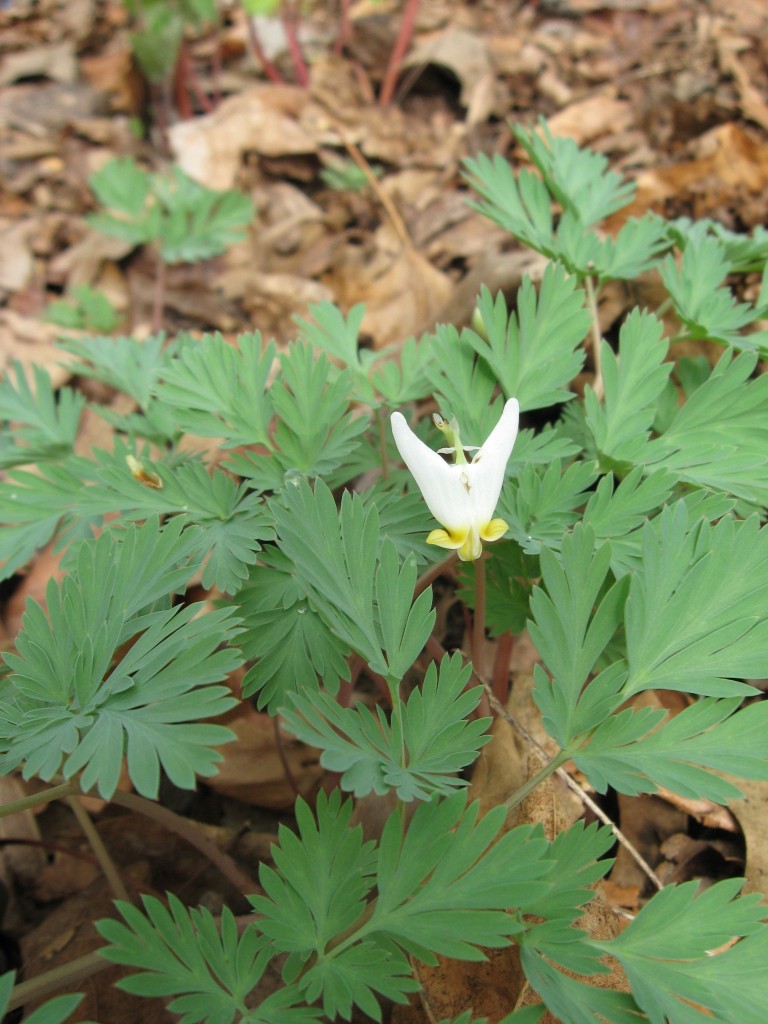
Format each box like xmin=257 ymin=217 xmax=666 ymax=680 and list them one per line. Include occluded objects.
xmin=391 ymin=398 xmax=520 ymax=561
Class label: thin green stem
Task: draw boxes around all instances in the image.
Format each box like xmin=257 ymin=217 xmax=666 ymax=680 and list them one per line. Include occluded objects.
xmin=151 ymin=251 xmax=167 ymax=334
xmin=0 ymin=780 xmax=80 ymax=818
xmin=66 ymin=795 xmax=130 ymax=903
xmin=386 ymin=675 xmax=406 ymax=769
xmin=583 ymin=274 xmax=604 ymax=401
xmin=376 ymin=406 xmax=390 ymax=481
xmin=7 ymin=951 xmax=108 ymax=1013
xmin=503 ymin=749 xmax=569 ymax=812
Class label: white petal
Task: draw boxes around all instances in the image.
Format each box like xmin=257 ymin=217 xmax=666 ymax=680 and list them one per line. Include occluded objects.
xmin=391 ymin=412 xmax=473 ymax=531
xmin=467 ymin=398 xmax=519 ymax=523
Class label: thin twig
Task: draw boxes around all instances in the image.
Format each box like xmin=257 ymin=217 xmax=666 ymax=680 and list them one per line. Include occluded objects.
xmin=110 ymin=790 xmax=259 ymax=896
xmin=584 ymin=274 xmax=604 ymax=401
xmin=425 ymin=635 xmax=665 ymax=893
xmin=483 ymin=684 xmax=664 ymax=891
xmin=66 ymin=796 xmax=130 ymax=903
xmin=339 ymin=135 xmax=412 ymax=249
xmin=7 ymin=951 xmax=107 ymax=1013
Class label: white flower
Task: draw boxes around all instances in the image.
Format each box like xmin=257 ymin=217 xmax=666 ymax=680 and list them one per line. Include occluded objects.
xmin=391 ymin=398 xmax=520 ymax=561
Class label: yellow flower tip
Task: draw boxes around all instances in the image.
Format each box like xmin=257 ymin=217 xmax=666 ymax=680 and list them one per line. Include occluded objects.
xmin=480 ymin=518 xmax=509 ymax=543
xmin=457 ymin=532 xmax=483 ymax=562
xmin=426 ymin=527 xmax=465 ymax=551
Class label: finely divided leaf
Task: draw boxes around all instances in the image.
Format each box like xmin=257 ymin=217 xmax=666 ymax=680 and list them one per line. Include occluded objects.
xmin=466 ymin=266 xmax=590 ymax=411
xmin=0 ymin=519 xmax=240 ymax=799
xmin=585 ymin=309 xmax=671 ymax=467
xmin=281 ymin=654 xmax=489 ymax=801
xmin=597 ymin=878 xmax=768 ymax=1024
xmin=529 ymin=525 xmax=629 ymax=746
xmin=624 ymin=506 xmax=768 ymax=696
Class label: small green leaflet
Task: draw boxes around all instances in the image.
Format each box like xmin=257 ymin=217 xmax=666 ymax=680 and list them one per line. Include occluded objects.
xmin=573 ymin=698 xmax=768 ymax=802
xmin=281 ymin=653 xmax=490 ymax=801
xmin=660 ymin=231 xmax=768 ymax=352
xmin=0 ymin=970 xmax=87 ymax=1024
xmin=369 ymin=795 xmax=552 ymax=961
xmin=0 ymin=519 xmax=240 ymax=799
xmin=249 ymin=791 xmax=410 ymax=1021
xmin=272 ymin=480 xmax=435 ymax=680
xmin=0 ymin=361 xmax=84 ymax=468
xmin=596 ymin=878 xmax=768 ymax=1024
xmin=585 ymin=309 xmax=671 ymax=468
xmin=228 ymin=342 xmax=367 ymax=489
xmin=466 ymin=266 xmax=590 ymax=411
xmin=529 ymin=525 xmax=629 ymax=746
xmin=514 ymin=119 xmax=635 ymax=227
xmin=518 ymin=949 xmax=647 ymax=1024
xmin=97 ymin=895 xmax=322 ymax=1024
xmin=236 ymin=549 xmax=350 ymax=712
xmin=89 ymin=159 xmax=253 ymax=263
xmin=499 ymin=459 xmax=598 ymax=555
xmin=641 ymin=348 xmax=768 ymax=507
xmin=624 ymin=505 xmax=768 ymax=697
xmin=156 ymin=331 xmax=275 ymax=447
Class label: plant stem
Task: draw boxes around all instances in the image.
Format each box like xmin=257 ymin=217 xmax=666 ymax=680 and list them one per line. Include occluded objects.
xmin=584 ymin=274 xmax=604 ymax=401
xmin=282 ymin=0 xmax=309 ymax=86
xmin=386 ymin=676 xmax=406 ymax=769
xmin=335 ymin=0 xmax=353 ymax=55
xmin=7 ymin=951 xmax=107 ymax=1013
xmin=244 ymin=6 xmax=285 ymax=84
xmin=0 ymin=780 xmax=80 ymax=818
xmin=472 ymin=554 xmax=487 ymax=680
xmin=504 ymin=749 xmax=569 ymax=811
xmin=66 ymin=796 xmax=130 ymax=903
xmin=110 ymin=790 xmax=259 ymax=896
xmin=376 ymin=406 xmax=390 ymax=481
xmin=379 ymin=0 xmax=420 ymax=106
xmin=151 ymin=251 xmax=166 ymax=334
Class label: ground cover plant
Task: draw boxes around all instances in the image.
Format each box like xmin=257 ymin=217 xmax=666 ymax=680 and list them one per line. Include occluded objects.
xmin=1 ymin=111 xmax=768 ymax=1022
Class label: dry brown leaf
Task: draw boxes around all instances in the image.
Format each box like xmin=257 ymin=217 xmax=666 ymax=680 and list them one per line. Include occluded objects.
xmin=170 ymin=86 xmax=316 ymax=190
xmin=0 ymin=217 xmax=36 ymax=291
xmin=403 ymin=28 xmax=497 ymax=124
xmin=546 ymin=91 xmax=634 ymax=145
xmin=0 ymin=310 xmax=67 ymax=384
xmin=0 ymin=41 xmax=77 ymax=87
xmin=329 ymin=224 xmax=453 ymax=348
xmin=206 ymin=703 xmax=321 ymax=810
xmin=729 ymin=778 xmax=768 ymax=898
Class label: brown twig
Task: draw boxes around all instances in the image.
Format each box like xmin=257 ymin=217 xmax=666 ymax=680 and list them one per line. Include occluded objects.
xmin=379 ymin=0 xmax=420 ymax=107
xmin=110 ymin=790 xmax=259 ymax=896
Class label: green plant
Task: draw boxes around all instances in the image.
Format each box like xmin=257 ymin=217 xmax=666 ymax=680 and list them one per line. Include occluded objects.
xmin=87 ymin=157 xmax=254 ymax=328
xmin=44 ymin=285 xmax=120 ymax=333
xmin=3 ymin=121 xmax=768 ymax=1022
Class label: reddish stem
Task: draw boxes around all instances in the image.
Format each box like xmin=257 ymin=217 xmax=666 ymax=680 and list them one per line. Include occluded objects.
xmin=491 ymin=630 xmax=515 ymax=704
xmin=378 ymin=0 xmax=420 ymax=107
xmin=245 ymin=7 xmax=285 ymax=84
xmin=282 ymin=1 xmax=309 ymax=86
xmin=335 ymin=0 xmax=353 ymax=56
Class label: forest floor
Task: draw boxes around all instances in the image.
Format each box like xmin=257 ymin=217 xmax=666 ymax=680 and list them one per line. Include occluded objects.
xmin=1 ymin=0 xmax=768 ymax=1020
